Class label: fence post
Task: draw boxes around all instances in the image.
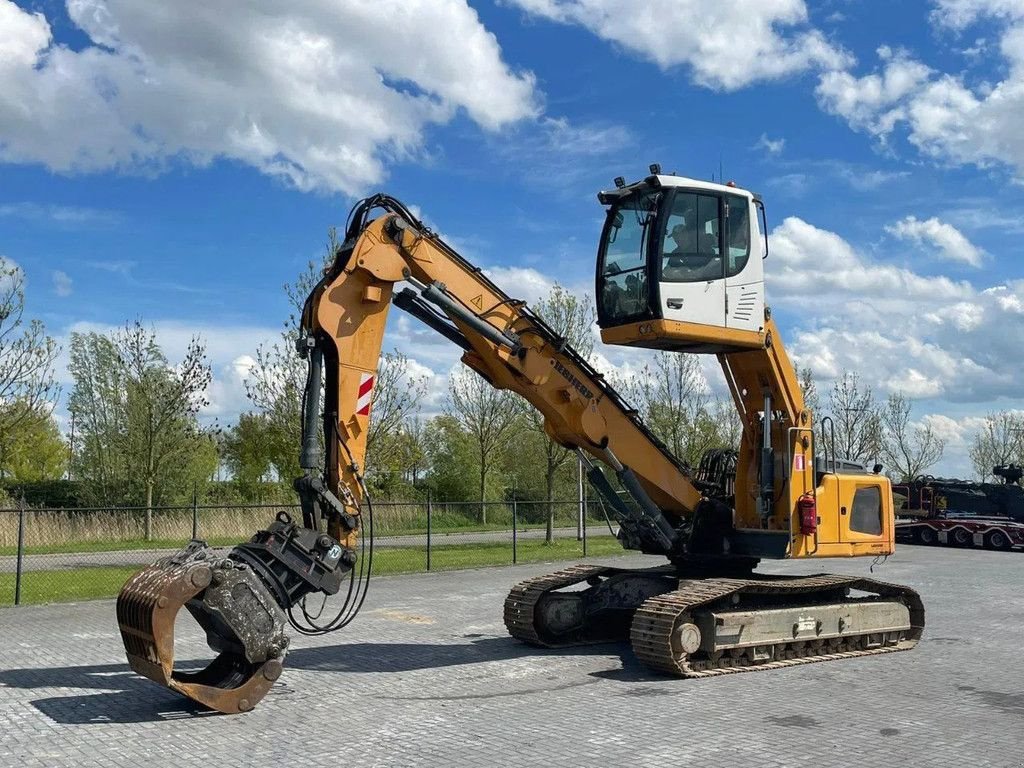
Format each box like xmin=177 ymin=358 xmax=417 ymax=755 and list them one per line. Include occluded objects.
xmin=512 ymin=496 xmax=518 ymax=565
xmin=426 ymin=490 xmax=432 ymax=572
xmin=191 ymin=483 xmax=199 ymax=540
xmin=15 ymin=498 xmax=26 ymax=606
xmin=577 ymin=455 xmax=584 ymax=541
xmin=582 ymin=492 xmax=588 ymax=558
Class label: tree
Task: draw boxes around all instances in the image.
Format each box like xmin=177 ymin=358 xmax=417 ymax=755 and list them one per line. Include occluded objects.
xmin=222 ymin=412 xmax=276 ymax=486
xmin=447 ymin=366 xmax=524 ymax=522
xmin=969 ymin=411 xmax=1024 ymax=481
xmin=709 ymin=397 xmax=743 ymax=450
xmin=243 ymin=257 xmax=320 ymax=482
xmin=68 ymin=331 xmax=129 ymax=502
xmin=69 ymin=323 xmax=215 ymax=537
xmin=826 ymin=371 xmax=881 ymax=464
xmin=528 ymin=284 xmax=596 ymax=542
xmin=0 ymin=264 xmax=60 ymax=464
xmin=0 ymin=402 xmax=66 ymax=481
xmin=626 ymin=353 xmax=708 ymax=467
xmin=119 ymin=322 xmax=212 ymax=537
xmin=365 ymin=351 xmax=428 ymax=476
xmin=878 ymin=392 xmax=945 ymax=482
xmin=422 ymin=414 xmax=477 ymax=501
xmin=398 ymin=416 xmax=430 ymax=486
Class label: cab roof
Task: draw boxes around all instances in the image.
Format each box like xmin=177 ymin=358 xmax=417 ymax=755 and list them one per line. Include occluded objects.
xmin=598 ymin=174 xmax=759 ymax=205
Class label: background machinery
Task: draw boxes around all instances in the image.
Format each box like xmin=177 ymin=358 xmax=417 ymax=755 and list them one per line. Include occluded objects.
xmin=117 ymin=169 xmax=924 ymax=713
xmin=894 ymin=467 xmax=1024 ymax=550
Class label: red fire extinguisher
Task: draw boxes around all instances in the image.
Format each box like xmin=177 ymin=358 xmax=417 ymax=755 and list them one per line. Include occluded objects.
xmin=798 ymin=494 xmax=817 ymax=535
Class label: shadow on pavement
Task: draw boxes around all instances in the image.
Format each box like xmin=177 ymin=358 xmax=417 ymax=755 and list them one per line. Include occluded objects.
xmin=0 ymin=661 xmax=221 ymax=724
xmin=0 ymin=635 xmax=663 ymax=724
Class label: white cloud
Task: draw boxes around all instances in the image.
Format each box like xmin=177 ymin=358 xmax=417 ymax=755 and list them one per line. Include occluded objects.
xmin=885 ymin=215 xmax=985 ymax=267
xmin=753 ymin=133 xmax=786 ymax=155
xmin=769 ymin=217 xmax=1024 ymax=405
xmin=506 ymin=0 xmax=851 ymax=90
xmin=483 ymin=265 xmax=557 ymax=307
xmin=920 ymin=412 xmax=991 ymax=449
xmin=0 ymin=0 xmax=538 ymax=194
xmin=0 ymin=202 xmax=119 ymax=226
xmin=769 ymin=216 xmax=972 ymax=313
xmin=930 ymin=0 xmax=1024 ymax=30
xmin=52 ymin=270 xmax=72 ymax=297
xmin=816 ymin=8 xmax=1024 ymax=177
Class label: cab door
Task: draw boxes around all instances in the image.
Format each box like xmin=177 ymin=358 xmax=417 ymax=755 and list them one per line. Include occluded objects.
xmin=723 ymin=194 xmax=764 ymax=332
xmin=657 ymin=190 xmax=726 ymax=328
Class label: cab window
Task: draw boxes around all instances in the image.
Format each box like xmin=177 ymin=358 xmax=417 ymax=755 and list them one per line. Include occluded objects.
xmin=598 ymin=192 xmax=656 ymax=323
xmin=850 ymin=486 xmax=883 ymax=535
xmin=725 ymin=194 xmax=750 ymax=278
xmin=661 ymin=192 xmax=722 ymax=283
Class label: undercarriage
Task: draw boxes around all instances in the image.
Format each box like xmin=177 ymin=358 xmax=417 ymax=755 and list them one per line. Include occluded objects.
xmin=504 ymin=563 xmax=924 ymax=676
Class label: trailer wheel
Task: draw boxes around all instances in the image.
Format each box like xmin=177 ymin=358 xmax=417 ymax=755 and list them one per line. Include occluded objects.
xmin=916 ymin=527 xmax=937 ymax=545
xmin=984 ymin=530 xmax=1012 ymax=551
xmin=950 ymin=527 xmax=973 ymax=547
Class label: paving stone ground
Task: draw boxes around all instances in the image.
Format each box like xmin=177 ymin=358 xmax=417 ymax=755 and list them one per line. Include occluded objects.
xmin=0 ymin=545 xmax=1022 ymax=768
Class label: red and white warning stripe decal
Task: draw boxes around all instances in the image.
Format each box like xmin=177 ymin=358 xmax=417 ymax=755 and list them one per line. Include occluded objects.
xmin=356 ymin=372 xmax=374 ymax=416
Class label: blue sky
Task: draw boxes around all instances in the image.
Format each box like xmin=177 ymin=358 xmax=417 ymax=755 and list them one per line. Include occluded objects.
xmin=3 ymin=0 xmax=1024 ymax=477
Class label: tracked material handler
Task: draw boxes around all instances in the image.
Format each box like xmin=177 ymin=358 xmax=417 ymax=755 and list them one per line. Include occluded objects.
xmin=117 ymin=169 xmax=923 ymax=712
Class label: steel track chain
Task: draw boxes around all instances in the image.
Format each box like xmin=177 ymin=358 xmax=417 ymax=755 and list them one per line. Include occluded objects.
xmin=503 ymin=564 xmax=618 ymax=646
xmin=630 ymin=574 xmax=925 ymax=677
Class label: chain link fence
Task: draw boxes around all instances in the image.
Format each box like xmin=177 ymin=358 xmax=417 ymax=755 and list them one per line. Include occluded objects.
xmin=0 ymin=497 xmax=619 ymax=606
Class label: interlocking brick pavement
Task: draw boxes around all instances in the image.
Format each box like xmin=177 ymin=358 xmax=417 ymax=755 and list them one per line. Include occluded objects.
xmin=1 ymin=546 xmax=1022 ymax=767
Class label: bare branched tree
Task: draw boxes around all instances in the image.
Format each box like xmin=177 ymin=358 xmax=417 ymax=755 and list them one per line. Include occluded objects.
xmin=627 ymin=352 xmax=714 ymax=467
xmin=969 ymin=411 xmax=1024 ymax=481
xmin=365 ymin=350 xmax=428 ymax=474
xmin=827 ymin=371 xmax=881 ymax=464
xmin=878 ymin=392 xmax=945 ymax=482
xmin=245 ymin=252 xmax=328 ymax=481
xmin=0 ymin=264 xmax=59 ymax=448
xmin=447 ymin=366 xmax=523 ymax=522
xmin=710 ymin=397 xmax=743 ymax=449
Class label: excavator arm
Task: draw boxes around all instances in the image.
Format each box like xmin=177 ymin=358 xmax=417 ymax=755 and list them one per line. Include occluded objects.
xmin=305 ymin=194 xmax=709 ymax=558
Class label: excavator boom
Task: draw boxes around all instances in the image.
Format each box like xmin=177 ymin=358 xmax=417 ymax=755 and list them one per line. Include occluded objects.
xmin=117 ymin=176 xmax=924 ymax=713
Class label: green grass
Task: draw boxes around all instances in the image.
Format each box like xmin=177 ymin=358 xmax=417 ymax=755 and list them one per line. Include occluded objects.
xmin=0 ymin=537 xmax=243 ymax=556
xmin=0 ymin=536 xmax=623 ymax=605
xmin=371 ymin=536 xmax=623 ymax=575
xmin=0 ymin=565 xmax=142 ymax=605
xmin=0 ymin=519 xmax=612 ymax=556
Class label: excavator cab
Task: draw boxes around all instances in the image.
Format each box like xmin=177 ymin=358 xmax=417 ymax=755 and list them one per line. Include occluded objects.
xmin=596 ymin=174 xmax=766 ymax=353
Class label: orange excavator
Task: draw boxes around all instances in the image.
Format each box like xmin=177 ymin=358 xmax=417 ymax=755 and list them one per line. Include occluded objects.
xmin=116 ymin=168 xmax=924 ymax=713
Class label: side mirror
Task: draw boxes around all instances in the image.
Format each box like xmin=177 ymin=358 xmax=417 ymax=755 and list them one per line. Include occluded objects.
xmin=608 ymin=211 xmax=623 ymax=244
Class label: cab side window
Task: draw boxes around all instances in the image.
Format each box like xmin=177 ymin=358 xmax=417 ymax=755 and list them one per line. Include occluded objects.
xmin=661 ymin=193 xmax=722 ymax=283
xmin=725 ymin=194 xmax=750 ymax=279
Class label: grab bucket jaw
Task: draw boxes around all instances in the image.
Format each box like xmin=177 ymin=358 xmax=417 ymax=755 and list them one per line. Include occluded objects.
xmin=116 ymin=541 xmax=289 ymax=714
